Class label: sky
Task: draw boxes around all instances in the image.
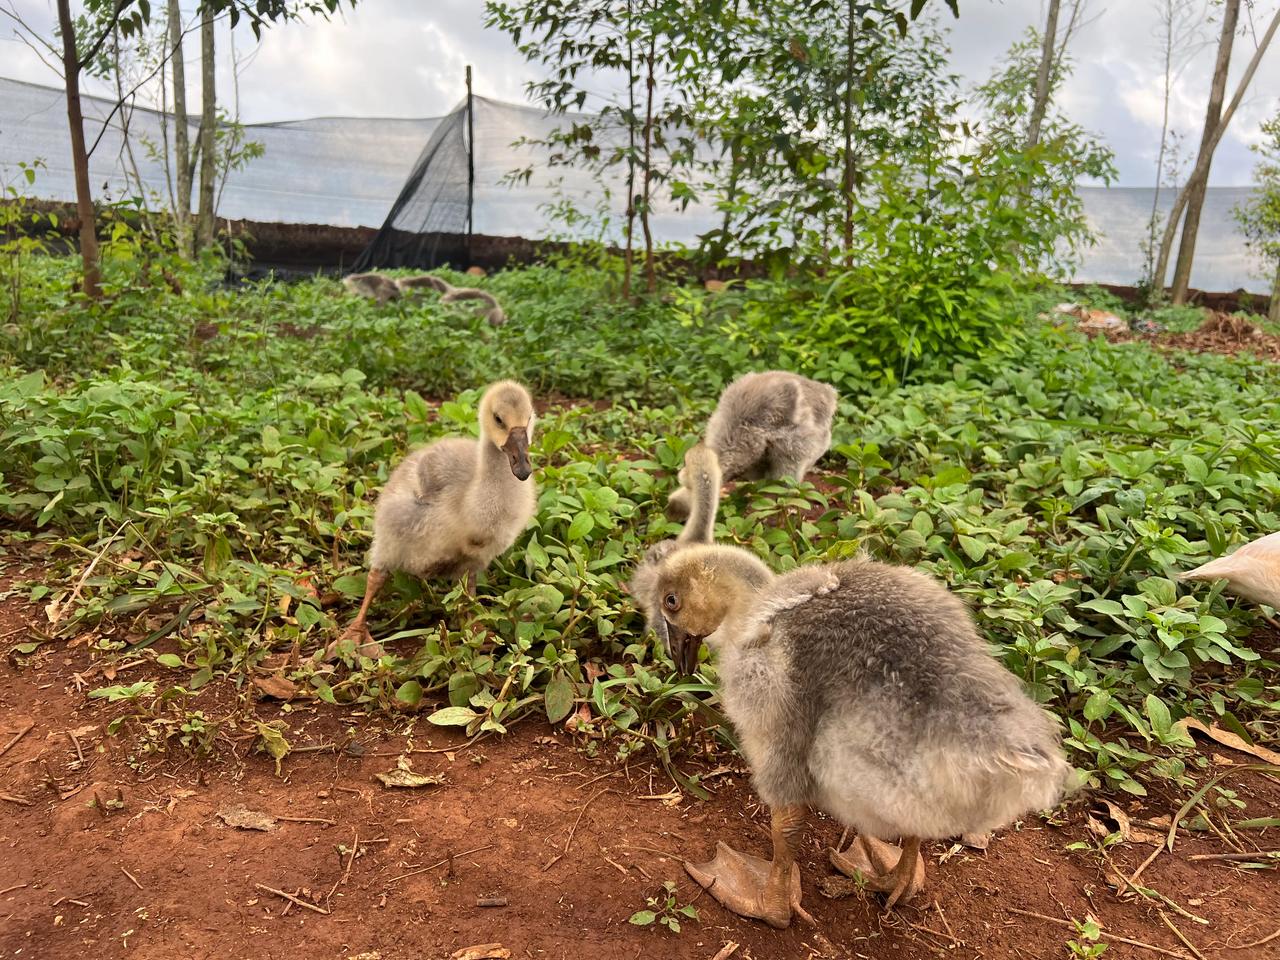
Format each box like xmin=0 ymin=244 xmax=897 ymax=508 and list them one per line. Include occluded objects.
xmin=2 ymin=0 xmax=1278 ymax=186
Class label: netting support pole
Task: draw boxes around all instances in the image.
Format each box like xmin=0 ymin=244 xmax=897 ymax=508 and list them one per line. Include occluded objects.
xmin=465 ymin=64 xmax=475 ymax=267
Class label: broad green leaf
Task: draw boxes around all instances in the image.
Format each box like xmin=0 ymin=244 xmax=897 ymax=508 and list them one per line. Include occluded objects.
xmin=428 ymin=706 xmax=480 ymax=726
xmin=544 ymin=672 xmax=574 ymax=723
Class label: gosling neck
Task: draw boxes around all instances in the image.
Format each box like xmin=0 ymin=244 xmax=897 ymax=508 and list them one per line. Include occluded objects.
xmin=676 ymin=461 xmax=722 ymax=546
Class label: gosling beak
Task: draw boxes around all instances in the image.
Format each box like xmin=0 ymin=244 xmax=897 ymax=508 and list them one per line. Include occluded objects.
xmin=663 ymin=620 xmax=704 ymax=676
xmin=502 ymin=426 xmax=531 ymax=481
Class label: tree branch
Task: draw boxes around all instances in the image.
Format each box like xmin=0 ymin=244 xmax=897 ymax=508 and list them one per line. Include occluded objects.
xmin=77 ymin=0 xmax=134 ymax=71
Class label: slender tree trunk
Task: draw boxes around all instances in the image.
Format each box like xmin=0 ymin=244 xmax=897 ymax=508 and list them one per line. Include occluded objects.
xmin=623 ymin=0 xmax=637 ymax=299
xmin=196 ymin=7 xmax=217 ymax=249
xmin=110 ymin=27 xmax=151 ymax=238
xmin=57 ymin=0 xmax=101 ymax=299
xmin=1153 ymin=5 xmax=1279 ymax=297
xmin=640 ymin=34 xmax=656 ymax=294
xmin=1170 ymin=0 xmax=1239 ymax=303
xmin=841 ymin=0 xmax=855 ymax=267
xmin=169 ymin=0 xmax=193 ymax=255
xmin=1146 ymin=1 xmax=1176 ymax=294
xmin=1026 ymin=0 xmax=1061 ymax=152
xmin=1270 ymin=260 xmax=1280 ymax=325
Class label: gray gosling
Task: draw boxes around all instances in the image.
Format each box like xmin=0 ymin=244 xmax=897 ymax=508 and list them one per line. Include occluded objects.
xmin=667 ymin=371 xmax=836 ymax=520
xmin=628 ymin=443 xmax=722 ymax=652
xmin=651 ymin=545 xmax=1073 ymax=927
xmin=395 ymin=274 xmax=509 ymax=327
xmin=343 ymin=272 xmax=401 ymax=305
xmin=328 ymin=381 xmax=538 ymax=659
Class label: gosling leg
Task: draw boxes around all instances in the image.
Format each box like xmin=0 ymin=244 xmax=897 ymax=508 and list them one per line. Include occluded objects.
xmin=324 ymin=567 xmax=388 ymax=659
xmin=830 ymin=834 xmax=925 ymax=909
xmin=685 ymin=804 xmax=813 ymax=929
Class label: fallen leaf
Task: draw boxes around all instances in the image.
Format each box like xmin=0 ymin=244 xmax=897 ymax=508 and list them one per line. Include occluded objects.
xmin=564 ymin=702 xmax=593 ymax=733
xmin=1096 ymin=800 xmax=1133 ymax=842
xmin=1175 ymin=717 xmax=1280 ymax=765
xmin=451 ymin=944 xmax=509 ymax=960
xmin=251 ymin=673 xmax=298 ymax=701
xmin=217 ymin=804 xmax=277 ymax=832
xmin=375 ymin=756 xmax=445 ymax=790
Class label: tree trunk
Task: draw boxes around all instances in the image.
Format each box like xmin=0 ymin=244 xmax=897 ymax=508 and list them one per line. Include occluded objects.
xmin=56 ymin=0 xmax=101 ymax=299
xmin=1152 ymin=5 xmax=1279 ymax=297
xmin=1145 ymin=0 xmax=1176 ymax=295
xmin=640 ymin=34 xmax=656 ymax=294
xmin=623 ymin=0 xmax=636 ymax=299
xmin=1170 ymin=0 xmax=1239 ymax=304
xmin=196 ymin=7 xmax=217 ymax=249
xmin=169 ymin=0 xmax=193 ymax=256
xmin=841 ymin=0 xmax=855 ymax=267
xmin=1026 ymin=0 xmax=1061 ymax=152
xmin=1270 ymin=261 xmax=1280 ymax=326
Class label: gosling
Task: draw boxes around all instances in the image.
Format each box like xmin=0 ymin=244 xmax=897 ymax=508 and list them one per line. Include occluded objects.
xmin=668 ymin=371 xmax=836 ymax=520
xmin=329 ymin=381 xmax=538 ymax=658
xmin=343 ymin=272 xmax=401 ymax=305
xmin=628 ymin=443 xmax=722 ymax=652
xmin=1181 ymin=531 xmax=1280 ymax=629
xmin=651 ymin=545 xmax=1073 ymax=926
xmin=395 ymin=274 xmax=509 ymax=326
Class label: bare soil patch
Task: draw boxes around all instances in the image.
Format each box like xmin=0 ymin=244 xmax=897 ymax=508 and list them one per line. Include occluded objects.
xmin=1 ymin=555 xmax=1277 ymax=960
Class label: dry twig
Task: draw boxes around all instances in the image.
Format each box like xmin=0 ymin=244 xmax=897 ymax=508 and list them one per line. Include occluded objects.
xmin=254 ymin=883 xmax=330 ymax=915
xmin=386 ymin=844 xmax=494 ymax=884
xmin=275 ymin=814 xmax=336 ymax=826
xmin=325 ymin=831 xmax=359 ymax=904
xmin=1006 ymin=907 xmax=1190 ymax=959
xmin=120 ymin=867 xmax=143 ymax=891
xmin=1222 ymin=926 xmax=1280 ymax=950
xmin=1186 ymin=849 xmax=1279 ymax=863
xmin=0 ymin=722 xmax=34 ymax=759
xmin=1158 ymin=911 xmax=1207 ymax=960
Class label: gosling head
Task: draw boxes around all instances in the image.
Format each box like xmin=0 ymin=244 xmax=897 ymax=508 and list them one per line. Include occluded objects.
xmin=479 ymin=380 xmax=535 ymax=481
xmin=652 ymin=549 xmax=737 ymax=675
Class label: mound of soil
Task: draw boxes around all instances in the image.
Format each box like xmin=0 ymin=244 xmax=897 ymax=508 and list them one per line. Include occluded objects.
xmin=1161 ymin=311 xmax=1280 ymax=362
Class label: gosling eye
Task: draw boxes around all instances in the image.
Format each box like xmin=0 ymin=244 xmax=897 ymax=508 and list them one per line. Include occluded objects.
xmin=663 ymin=594 xmax=680 ymax=612
xmin=495 ymin=414 xmax=505 ymax=427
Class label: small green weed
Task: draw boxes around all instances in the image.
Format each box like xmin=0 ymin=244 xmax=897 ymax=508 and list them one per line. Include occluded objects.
xmin=628 ymin=881 xmax=699 ymax=933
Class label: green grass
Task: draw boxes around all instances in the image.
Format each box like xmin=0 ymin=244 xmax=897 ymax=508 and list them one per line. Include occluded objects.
xmin=1 ymin=254 xmax=1278 ymax=797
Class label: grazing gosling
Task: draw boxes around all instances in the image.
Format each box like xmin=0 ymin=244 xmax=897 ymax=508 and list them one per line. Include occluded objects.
xmin=668 ymin=371 xmax=836 ymax=520
xmin=1180 ymin=531 xmax=1280 ymax=629
xmin=343 ymin=272 xmax=401 ymax=305
xmin=394 ymin=274 xmax=509 ymax=326
xmin=651 ymin=545 xmax=1072 ymax=927
xmin=628 ymin=443 xmax=722 ymax=652
xmin=329 ymin=381 xmax=538 ymax=658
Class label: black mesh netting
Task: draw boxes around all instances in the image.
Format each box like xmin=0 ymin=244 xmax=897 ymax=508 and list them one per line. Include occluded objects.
xmin=351 ymin=103 xmax=470 ymax=270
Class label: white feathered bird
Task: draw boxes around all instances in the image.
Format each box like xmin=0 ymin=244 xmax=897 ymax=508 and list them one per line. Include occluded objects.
xmin=1181 ymin=532 xmax=1280 ymax=628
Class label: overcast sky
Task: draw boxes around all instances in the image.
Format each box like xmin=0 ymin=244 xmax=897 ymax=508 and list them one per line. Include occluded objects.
xmin=3 ymin=0 xmax=1278 ymax=186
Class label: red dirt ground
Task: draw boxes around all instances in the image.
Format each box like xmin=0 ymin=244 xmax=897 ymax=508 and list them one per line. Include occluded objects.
xmin=1 ymin=552 xmax=1278 ymax=960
